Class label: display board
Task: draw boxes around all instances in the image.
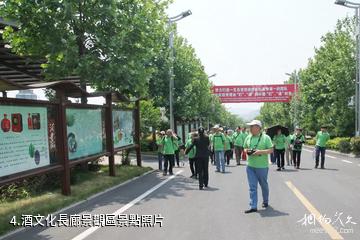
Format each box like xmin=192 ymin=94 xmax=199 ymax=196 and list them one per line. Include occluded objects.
xmin=66 ymin=108 xmax=104 ymax=160
xmin=113 ymin=110 xmax=134 ymax=149
xmin=0 ymin=105 xmax=50 ymax=177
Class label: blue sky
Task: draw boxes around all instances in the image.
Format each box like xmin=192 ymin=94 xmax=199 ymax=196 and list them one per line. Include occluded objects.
xmin=167 ymin=0 xmax=354 ymax=119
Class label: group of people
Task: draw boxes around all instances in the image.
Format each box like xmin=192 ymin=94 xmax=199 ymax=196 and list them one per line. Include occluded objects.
xmin=269 ymin=125 xmax=330 ymax=170
xmin=155 ymin=120 xmax=331 ymax=213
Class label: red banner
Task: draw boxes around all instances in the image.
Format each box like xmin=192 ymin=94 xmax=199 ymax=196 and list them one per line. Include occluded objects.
xmin=212 ymin=84 xmax=298 ymax=103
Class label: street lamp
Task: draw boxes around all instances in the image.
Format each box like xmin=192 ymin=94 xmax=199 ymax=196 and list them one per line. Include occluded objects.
xmin=335 ymin=0 xmax=360 ymax=136
xmin=168 ymin=10 xmax=192 ymax=130
xmin=286 ymin=71 xmax=300 ymax=129
xmin=208 ymin=73 xmax=217 ymax=79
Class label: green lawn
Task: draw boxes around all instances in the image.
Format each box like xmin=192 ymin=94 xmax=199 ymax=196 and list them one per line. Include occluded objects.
xmin=0 ymin=165 xmax=152 ymax=236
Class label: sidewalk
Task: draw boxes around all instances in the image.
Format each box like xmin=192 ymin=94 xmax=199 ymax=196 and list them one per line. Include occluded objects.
xmin=303 ymin=145 xmax=360 ymax=159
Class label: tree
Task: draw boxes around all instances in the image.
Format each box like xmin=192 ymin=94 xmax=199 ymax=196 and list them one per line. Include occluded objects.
xmin=0 ymin=0 xmax=170 ymax=99
xmin=139 ymin=99 xmax=162 ymax=136
xmin=258 ymin=17 xmax=356 ymax=137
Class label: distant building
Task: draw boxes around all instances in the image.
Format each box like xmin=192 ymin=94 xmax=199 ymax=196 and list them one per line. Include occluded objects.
xmin=16 ymin=90 xmax=37 ymax=100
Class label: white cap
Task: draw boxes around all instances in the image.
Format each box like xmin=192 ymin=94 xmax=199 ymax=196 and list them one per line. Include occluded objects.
xmin=246 ymin=120 xmax=262 ymax=128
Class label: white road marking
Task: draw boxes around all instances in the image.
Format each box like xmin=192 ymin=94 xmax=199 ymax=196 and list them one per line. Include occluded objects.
xmin=71 ymin=170 xmax=184 ymax=240
xmin=303 ymin=148 xmax=337 ymax=159
xmin=342 ymin=160 xmax=353 ymax=164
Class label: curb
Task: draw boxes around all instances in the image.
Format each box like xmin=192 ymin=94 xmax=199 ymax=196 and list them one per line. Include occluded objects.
xmin=303 ymin=145 xmax=359 ymax=159
xmin=0 ymin=168 xmax=157 ymax=240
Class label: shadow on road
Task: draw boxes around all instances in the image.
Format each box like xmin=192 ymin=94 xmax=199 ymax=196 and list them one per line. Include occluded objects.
xmin=257 ymin=206 xmax=289 ymax=218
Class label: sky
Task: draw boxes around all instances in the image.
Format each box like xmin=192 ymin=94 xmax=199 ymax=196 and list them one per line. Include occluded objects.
xmin=167 ymin=0 xmax=354 ymax=120
xmin=5 ymin=0 xmax=355 ymax=120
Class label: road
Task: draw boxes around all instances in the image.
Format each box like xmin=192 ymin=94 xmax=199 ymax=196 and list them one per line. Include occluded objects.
xmin=2 ymin=148 xmax=360 ymax=240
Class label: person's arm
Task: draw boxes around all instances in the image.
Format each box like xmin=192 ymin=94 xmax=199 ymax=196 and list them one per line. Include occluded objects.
xmin=185 ymin=139 xmax=195 ymax=155
xmin=254 ymin=136 xmax=273 ymax=155
xmin=253 ymin=149 xmax=273 ymax=155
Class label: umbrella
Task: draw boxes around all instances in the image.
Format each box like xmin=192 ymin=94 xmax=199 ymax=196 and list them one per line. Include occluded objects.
xmin=266 ymin=125 xmax=289 ymax=138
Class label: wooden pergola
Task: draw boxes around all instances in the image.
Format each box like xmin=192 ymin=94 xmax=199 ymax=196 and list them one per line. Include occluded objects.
xmin=0 ymin=17 xmax=81 ymax=96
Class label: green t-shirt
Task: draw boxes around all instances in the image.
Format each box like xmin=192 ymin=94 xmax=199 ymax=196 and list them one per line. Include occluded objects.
xmin=224 ymin=135 xmax=232 ymax=150
xmin=243 ymin=133 xmax=273 ymax=168
xmin=212 ymin=133 xmax=225 ymax=151
xmin=232 ymin=132 xmax=245 ymax=147
xmin=316 ymin=131 xmax=330 ymax=147
xmin=156 ymin=137 xmax=163 ymax=153
xmin=161 ymin=136 xmax=177 ymax=155
xmin=272 ymin=134 xmax=286 ymax=150
xmin=185 ymin=138 xmax=196 ymax=159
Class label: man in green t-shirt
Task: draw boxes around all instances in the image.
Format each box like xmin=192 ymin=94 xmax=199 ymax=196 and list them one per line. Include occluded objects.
xmin=160 ymin=129 xmax=178 ymax=176
xmin=212 ymin=126 xmax=226 ymax=173
xmin=156 ymin=131 xmax=165 ymax=170
xmin=315 ymin=126 xmax=330 ymax=169
xmin=272 ymin=129 xmax=287 ymax=171
xmin=243 ymin=120 xmax=273 ymax=214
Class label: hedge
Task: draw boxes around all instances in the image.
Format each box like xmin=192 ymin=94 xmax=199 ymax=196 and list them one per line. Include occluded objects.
xmin=306 ymin=137 xmax=360 ymax=155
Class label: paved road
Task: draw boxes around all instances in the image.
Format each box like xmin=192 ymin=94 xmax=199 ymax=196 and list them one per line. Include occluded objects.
xmin=2 ymin=149 xmax=360 ymax=240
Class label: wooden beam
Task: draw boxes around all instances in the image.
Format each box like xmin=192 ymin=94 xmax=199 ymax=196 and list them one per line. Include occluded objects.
xmin=0 ymin=59 xmax=42 ymax=80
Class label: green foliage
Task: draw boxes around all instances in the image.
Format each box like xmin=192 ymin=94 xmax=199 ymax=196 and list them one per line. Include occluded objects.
xmin=139 ymin=99 xmax=162 ymax=136
xmin=0 ymin=0 xmax=170 ymax=96
xmin=338 ymin=139 xmax=352 ymax=153
xmin=350 ymin=137 xmax=360 ymax=155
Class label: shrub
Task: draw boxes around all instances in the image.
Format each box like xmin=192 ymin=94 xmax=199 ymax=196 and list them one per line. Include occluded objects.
xmin=351 ymin=137 xmax=360 ymax=156
xmin=338 ymin=139 xmax=352 ymax=153
xmin=306 ymin=139 xmax=316 ymax=145
xmin=326 ymin=137 xmax=350 ymax=151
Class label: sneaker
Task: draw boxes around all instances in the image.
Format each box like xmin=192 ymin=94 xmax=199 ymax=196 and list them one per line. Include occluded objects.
xmin=262 ymin=203 xmax=269 ymax=208
xmin=321 ymin=166 xmax=325 ymax=169
xmin=169 ymin=172 xmax=174 ymax=175
xmin=163 ymin=172 xmax=167 ymax=176
xmin=276 ymin=168 xmax=281 ymax=171
xmin=244 ymin=209 xmax=258 ymax=214
xmin=199 ymin=186 xmax=204 ymax=190
xmin=282 ymin=167 xmax=285 ymax=170
xmin=315 ymin=165 xmax=318 ymax=169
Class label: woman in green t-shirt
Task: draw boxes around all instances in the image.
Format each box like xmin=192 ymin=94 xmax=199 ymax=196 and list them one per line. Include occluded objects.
xmin=290 ymin=127 xmax=305 ymax=169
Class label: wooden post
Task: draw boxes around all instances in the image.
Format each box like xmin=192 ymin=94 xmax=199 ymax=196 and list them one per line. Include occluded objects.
xmin=134 ymin=100 xmax=142 ymax=167
xmin=56 ymin=90 xmax=71 ymax=196
xmin=105 ymin=93 xmax=115 ymax=176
